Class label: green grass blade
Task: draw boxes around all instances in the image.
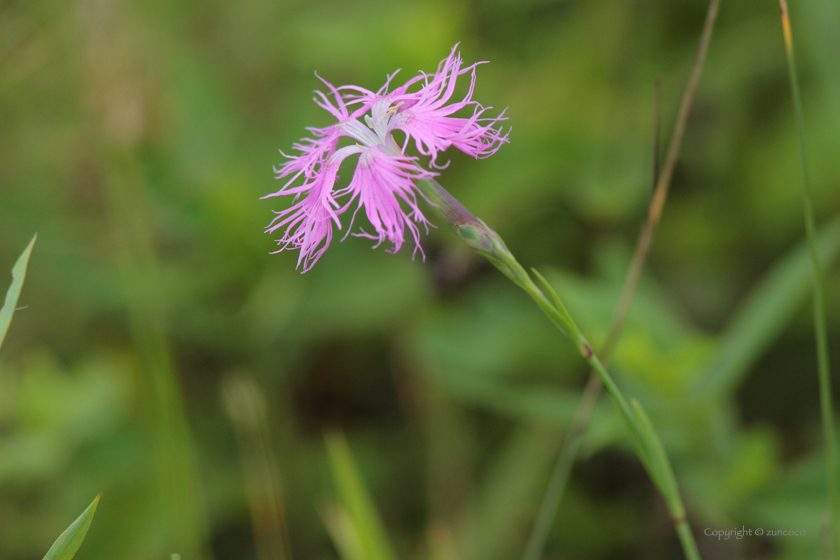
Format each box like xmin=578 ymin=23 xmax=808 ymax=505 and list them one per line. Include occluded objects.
xmin=0 ymin=233 xmax=37 ymax=351
xmin=470 ymin=426 xmax=562 ymax=560
xmin=321 ymin=504 xmax=367 ymax=560
xmin=778 ymin=2 xmax=839 ymax=555
xmin=324 ymin=432 xmax=397 ymax=560
xmin=105 ymin=153 xmax=204 ymax=557
xmin=692 ymin=217 xmax=840 ymax=399
xmin=222 ymin=374 xmax=292 ymax=560
xmin=42 ymin=494 xmax=100 ymax=560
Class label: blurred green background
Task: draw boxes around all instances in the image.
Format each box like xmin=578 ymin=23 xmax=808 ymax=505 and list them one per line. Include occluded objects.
xmin=2 ymin=0 xmax=840 ymax=558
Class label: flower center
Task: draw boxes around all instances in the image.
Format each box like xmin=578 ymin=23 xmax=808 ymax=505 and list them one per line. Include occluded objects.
xmin=339 ymin=118 xmax=383 ymax=148
xmin=339 ymin=99 xmax=404 ymax=155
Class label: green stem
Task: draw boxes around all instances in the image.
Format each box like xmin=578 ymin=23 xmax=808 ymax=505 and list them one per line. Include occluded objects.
xmin=499 ymin=236 xmax=700 ymax=560
xmin=417 ymin=177 xmax=701 ymax=560
xmin=520 ymin=372 xmax=599 ymax=560
xmin=521 ymin=2 xmax=721 ymax=556
xmin=779 ymin=2 xmax=839 ymax=557
xmin=676 ymin=519 xmax=702 ymax=560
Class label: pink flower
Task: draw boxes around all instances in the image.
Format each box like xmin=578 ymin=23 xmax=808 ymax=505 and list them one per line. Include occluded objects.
xmin=264 ymin=44 xmax=509 ymax=272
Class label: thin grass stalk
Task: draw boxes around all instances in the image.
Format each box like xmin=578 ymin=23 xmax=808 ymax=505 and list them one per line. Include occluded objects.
xmin=104 ymin=153 xmax=205 ymax=559
xmin=778 ymin=2 xmax=839 ymax=557
xmin=77 ymin=0 xmax=207 ymax=553
xmin=222 ymin=374 xmax=293 ymax=560
xmin=522 ymin=2 xmax=720 ymax=559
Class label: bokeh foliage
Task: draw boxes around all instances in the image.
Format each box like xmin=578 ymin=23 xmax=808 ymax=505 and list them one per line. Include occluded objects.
xmin=1 ymin=0 xmax=840 ymax=559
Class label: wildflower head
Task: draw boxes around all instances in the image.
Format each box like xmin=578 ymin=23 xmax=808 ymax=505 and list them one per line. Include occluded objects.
xmin=263 ymin=44 xmax=509 ymax=272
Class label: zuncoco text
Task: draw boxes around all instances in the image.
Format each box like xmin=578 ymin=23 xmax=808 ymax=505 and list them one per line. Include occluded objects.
xmin=704 ymin=527 xmax=806 ymax=540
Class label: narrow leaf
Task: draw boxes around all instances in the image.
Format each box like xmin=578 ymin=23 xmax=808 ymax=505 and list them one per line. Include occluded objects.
xmin=324 ymin=433 xmax=396 ymax=560
xmin=0 ymin=234 xmax=37 ymax=351
xmin=42 ymin=494 xmax=100 ymax=560
xmin=471 ymin=426 xmax=562 ymax=560
xmin=630 ymin=400 xmax=681 ymax=514
xmin=321 ymin=504 xmax=366 ymax=560
xmin=529 ymin=268 xmax=580 ymax=343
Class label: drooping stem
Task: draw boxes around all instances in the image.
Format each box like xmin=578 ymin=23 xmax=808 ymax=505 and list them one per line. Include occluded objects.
xmin=496 ymin=231 xmax=701 ymax=560
xmin=416 ymin=177 xmax=702 ymax=560
xmin=521 ymin=2 xmax=721 ymax=558
xmin=778 ymin=2 xmax=839 ymax=557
